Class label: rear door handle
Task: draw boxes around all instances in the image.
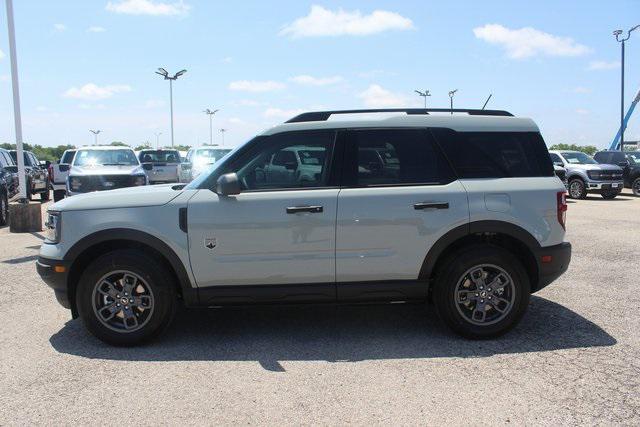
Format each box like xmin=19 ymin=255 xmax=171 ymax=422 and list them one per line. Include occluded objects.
xmin=286 ymin=205 xmax=324 ymax=214
xmin=413 ymin=202 xmax=449 ymax=210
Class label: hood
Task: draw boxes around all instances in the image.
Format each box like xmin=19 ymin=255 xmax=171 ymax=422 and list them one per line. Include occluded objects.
xmin=69 ymin=164 xmax=146 ymax=176
xmin=51 ymin=183 xmax=185 ymax=212
xmin=565 ymin=163 xmax=622 ymax=171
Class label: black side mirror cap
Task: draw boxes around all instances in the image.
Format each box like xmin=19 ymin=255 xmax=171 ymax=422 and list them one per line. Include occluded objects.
xmin=216 ymin=172 xmax=241 ymax=196
xmin=58 ymin=164 xmax=70 ymax=172
xmin=142 ymin=162 xmax=153 ymax=171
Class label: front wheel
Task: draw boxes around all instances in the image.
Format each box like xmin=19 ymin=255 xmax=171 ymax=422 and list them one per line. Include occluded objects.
xmin=568 ymin=178 xmax=587 ymax=199
xmin=0 ymin=192 xmax=8 ymax=226
xmin=433 ymin=245 xmax=530 ymax=339
xmin=633 ymin=177 xmax=640 ymax=197
xmin=76 ymin=249 xmax=177 ymax=346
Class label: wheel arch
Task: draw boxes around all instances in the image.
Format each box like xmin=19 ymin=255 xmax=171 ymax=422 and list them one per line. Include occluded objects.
xmin=64 ymin=228 xmax=196 ymax=317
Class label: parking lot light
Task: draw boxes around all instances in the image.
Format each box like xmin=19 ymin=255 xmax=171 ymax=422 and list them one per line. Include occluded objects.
xmin=448 ymin=89 xmax=458 ymax=114
xmin=155 ymin=68 xmax=187 ymax=148
xmin=203 ymin=109 xmax=219 ymax=145
xmin=414 ymin=90 xmax=431 ymax=108
xmin=614 ymin=24 xmax=640 ymax=151
xmin=89 ymin=129 xmax=101 ymax=146
xmin=219 ymin=128 xmax=226 ymax=147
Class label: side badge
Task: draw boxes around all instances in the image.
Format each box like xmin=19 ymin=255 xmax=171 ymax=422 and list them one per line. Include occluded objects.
xmin=204 ymin=238 xmax=217 ymax=250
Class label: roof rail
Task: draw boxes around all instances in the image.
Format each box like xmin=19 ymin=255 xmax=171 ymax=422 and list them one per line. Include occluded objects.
xmin=285 ymin=108 xmax=513 ymax=123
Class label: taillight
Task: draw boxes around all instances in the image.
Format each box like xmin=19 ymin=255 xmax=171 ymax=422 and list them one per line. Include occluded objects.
xmin=48 ymin=165 xmax=54 ymax=181
xmin=557 ymin=191 xmax=567 ymax=229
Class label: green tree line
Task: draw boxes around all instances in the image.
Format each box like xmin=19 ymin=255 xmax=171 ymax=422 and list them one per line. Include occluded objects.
xmin=548 ymin=143 xmax=598 ymax=156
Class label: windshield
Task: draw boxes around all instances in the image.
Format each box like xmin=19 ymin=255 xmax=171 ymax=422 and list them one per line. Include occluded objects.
xmin=193 ymin=149 xmax=231 ymax=162
xmin=73 ymin=149 xmax=139 ymax=166
xmin=139 ymin=150 xmax=180 ymax=163
xmin=627 ymin=152 xmax=640 ymax=164
xmin=297 ymin=149 xmax=325 ymax=166
xmin=561 ymin=152 xmax=597 ymax=165
xmin=185 ymin=140 xmax=252 ymax=189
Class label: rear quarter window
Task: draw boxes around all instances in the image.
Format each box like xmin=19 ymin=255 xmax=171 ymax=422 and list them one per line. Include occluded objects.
xmin=431 ymin=129 xmax=554 ymax=178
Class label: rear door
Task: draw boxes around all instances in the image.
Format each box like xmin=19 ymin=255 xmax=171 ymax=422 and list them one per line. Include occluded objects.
xmin=335 ymin=128 xmax=469 ymax=297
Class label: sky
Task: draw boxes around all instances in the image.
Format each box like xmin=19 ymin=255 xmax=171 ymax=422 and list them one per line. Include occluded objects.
xmin=0 ymin=0 xmax=639 ymax=149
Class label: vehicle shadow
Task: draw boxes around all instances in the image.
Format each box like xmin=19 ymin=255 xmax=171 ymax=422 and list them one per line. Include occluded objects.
xmin=49 ymin=296 xmax=616 ymax=371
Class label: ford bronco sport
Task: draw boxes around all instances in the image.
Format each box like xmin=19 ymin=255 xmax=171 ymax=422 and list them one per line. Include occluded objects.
xmin=37 ymin=108 xmax=571 ymax=345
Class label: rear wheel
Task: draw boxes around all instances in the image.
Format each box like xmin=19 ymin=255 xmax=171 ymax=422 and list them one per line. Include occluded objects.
xmin=53 ymin=190 xmax=65 ymax=202
xmin=433 ymin=245 xmax=530 ymax=339
xmin=633 ymin=177 xmax=640 ymax=197
xmin=25 ymin=179 xmax=32 ymax=201
xmin=40 ymin=188 xmax=50 ymax=202
xmin=0 ymin=192 xmax=8 ymax=226
xmin=568 ymin=178 xmax=587 ymax=199
xmin=76 ymin=249 xmax=177 ymax=346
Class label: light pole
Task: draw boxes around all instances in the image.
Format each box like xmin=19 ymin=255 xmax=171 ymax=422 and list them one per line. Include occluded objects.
xmin=448 ymin=89 xmax=458 ymax=114
xmin=614 ymin=25 xmax=640 ymax=151
xmin=219 ymin=128 xmax=226 ymax=147
xmin=155 ymin=68 xmax=187 ymax=148
xmin=414 ymin=90 xmax=431 ymax=108
xmin=154 ymin=132 xmax=162 ymax=149
xmin=203 ymin=108 xmax=219 ymax=145
xmin=89 ymin=129 xmax=101 ymax=146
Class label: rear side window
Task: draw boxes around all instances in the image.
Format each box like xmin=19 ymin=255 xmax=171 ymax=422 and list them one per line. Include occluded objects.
xmin=345 ymin=129 xmax=455 ymax=186
xmin=432 ymin=129 xmax=554 ymax=178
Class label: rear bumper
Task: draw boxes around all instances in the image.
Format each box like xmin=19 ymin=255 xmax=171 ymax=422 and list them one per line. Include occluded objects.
xmin=36 ymin=256 xmax=72 ymax=310
xmin=532 ymin=242 xmax=572 ymax=293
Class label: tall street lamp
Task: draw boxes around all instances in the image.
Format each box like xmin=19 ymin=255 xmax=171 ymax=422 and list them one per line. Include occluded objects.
xmin=614 ymin=25 xmax=640 ymax=151
xmin=154 ymin=132 xmax=162 ymax=149
xmin=219 ymin=128 xmax=227 ymax=147
xmin=89 ymin=129 xmax=101 ymax=145
xmin=155 ymin=68 xmax=187 ymax=148
xmin=414 ymin=89 xmax=431 ymax=108
xmin=203 ymin=108 xmax=219 ymax=145
xmin=448 ymin=89 xmax=458 ymax=114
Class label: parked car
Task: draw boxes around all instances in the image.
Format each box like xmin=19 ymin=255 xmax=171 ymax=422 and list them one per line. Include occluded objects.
xmin=9 ymin=150 xmax=50 ymax=201
xmin=137 ymin=149 xmax=181 ymax=184
xmin=593 ymin=150 xmax=640 ymax=196
xmin=65 ymin=146 xmax=150 ymax=196
xmin=185 ymin=147 xmax=232 ymax=180
xmin=0 ymin=148 xmax=19 ymax=225
xmin=38 ymin=108 xmax=571 ymax=345
xmin=549 ymin=150 xmax=623 ymax=199
xmin=553 ymin=164 xmax=568 ymax=189
xmin=50 ymin=149 xmax=76 ymax=202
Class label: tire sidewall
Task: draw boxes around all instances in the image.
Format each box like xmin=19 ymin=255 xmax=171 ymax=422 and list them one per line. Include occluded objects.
xmin=0 ymin=191 xmax=8 ymax=226
xmin=633 ymin=177 xmax=640 ymax=197
xmin=568 ymin=178 xmax=586 ymax=199
xmin=76 ymin=250 xmax=176 ymax=346
xmin=434 ymin=245 xmax=530 ymax=339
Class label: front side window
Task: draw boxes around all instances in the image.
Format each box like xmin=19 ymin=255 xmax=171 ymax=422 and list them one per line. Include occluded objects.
xmin=61 ymin=151 xmax=75 ymax=164
xmin=0 ymin=152 xmax=8 ymax=168
xmin=561 ymin=151 xmax=597 ymax=165
xmin=550 ymin=153 xmax=563 ymax=165
xmin=139 ymin=150 xmax=180 ymax=164
xmin=73 ymin=149 xmax=139 ymax=167
xmin=231 ymin=131 xmax=335 ymax=191
xmin=346 ymin=129 xmax=454 ymax=186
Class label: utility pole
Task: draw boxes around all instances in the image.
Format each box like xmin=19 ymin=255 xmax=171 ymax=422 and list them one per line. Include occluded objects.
xmin=89 ymin=129 xmax=101 ymax=146
xmin=614 ymin=25 xmax=640 ymax=151
xmin=203 ymin=108 xmax=219 ymax=145
xmin=5 ymin=0 xmax=26 ymax=202
xmin=414 ymin=89 xmax=431 ymax=108
xmin=155 ymin=68 xmax=187 ymax=148
xmin=219 ymin=128 xmax=226 ymax=147
xmin=154 ymin=132 xmax=162 ymax=149
xmin=448 ymin=89 xmax=458 ymax=115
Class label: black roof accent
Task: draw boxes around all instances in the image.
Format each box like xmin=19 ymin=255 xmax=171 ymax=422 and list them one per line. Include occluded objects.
xmin=285 ymin=108 xmax=514 ymax=123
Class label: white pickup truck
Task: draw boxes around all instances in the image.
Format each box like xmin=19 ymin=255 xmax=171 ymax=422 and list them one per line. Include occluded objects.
xmin=50 ymin=149 xmax=76 ymax=202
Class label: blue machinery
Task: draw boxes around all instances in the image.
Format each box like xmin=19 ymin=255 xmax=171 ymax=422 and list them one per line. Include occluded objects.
xmin=609 ymin=88 xmax=640 ymax=150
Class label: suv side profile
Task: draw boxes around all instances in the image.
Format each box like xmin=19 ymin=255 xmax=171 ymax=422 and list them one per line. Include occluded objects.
xmin=0 ymin=148 xmax=19 ymax=225
xmin=594 ymin=150 xmax=640 ymax=196
xmin=549 ymin=150 xmax=623 ymax=199
xmin=9 ymin=150 xmax=50 ymax=201
xmin=37 ymin=109 xmax=571 ymax=345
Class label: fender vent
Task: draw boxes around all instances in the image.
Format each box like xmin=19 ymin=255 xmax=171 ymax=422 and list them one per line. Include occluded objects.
xmin=179 ymin=208 xmax=188 ymax=233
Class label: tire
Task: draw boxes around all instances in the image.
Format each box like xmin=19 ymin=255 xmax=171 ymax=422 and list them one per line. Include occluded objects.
xmin=76 ymin=249 xmax=177 ymax=346
xmin=40 ymin=188 xmax=50 ymax=202
xmin=568 ymin=178 xmax=587 ymax=199
xmin=53 ymin=190 xmax=65 ymax=202
xmin=433 ymin=245 xmax=530 ymax=339
xmin=633 ymin=177 xmax=640 ymax=197
xmin=601 ymin=189 xmax=619 ymax=200
xmin=0 ymin=191 xmax=8 ymax=226
xmin=25 ymin=179 xmax=32 ymax=201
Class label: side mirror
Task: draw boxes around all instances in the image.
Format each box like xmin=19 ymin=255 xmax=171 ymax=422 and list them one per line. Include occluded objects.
xmin=58 ymin=164 xmax=70 ymax=172
xmin=142 ymin=162 xmax=153 ymax=171
xmin=216 ymin=173 xmax=241 ymax=196
xmin=553 ymin=161 xmax=564 ymax=167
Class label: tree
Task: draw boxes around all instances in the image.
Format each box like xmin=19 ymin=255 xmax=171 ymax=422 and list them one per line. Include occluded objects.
xmin=0 ymin=142 xmax=75 ymax=161
xmin=549 ymin=143 xmax=598 ymax=156
xmin=172 ymin=144 xmax=191 ymax=151
xmin=109 ymin=141 xmax=128 ymax=147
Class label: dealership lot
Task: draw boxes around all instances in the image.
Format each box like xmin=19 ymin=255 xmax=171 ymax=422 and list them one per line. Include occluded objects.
xmin=0 ymin=192 xmax=639 ymax=424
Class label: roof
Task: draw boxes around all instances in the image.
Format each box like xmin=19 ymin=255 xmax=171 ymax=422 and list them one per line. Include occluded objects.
xmin=261 ymin=111 xmax=538 ymax=136
xmin=75 ymin=146 xmax=135 ymax=151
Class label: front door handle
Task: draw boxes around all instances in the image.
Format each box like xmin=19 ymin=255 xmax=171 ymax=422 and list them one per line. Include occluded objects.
xmin=413 ymin=202 xmax=449 ymax=210
xmin=286 ymin=205 xmax=323 ymax=214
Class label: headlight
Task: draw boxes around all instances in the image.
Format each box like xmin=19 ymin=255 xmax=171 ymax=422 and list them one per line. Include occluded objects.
xmin=587 ymin=171 xmax=602 ymax=180
xmin=133 ymin=175 xmax=146 ymax=186
xmin=44 ymin=211 xmax=61 ymax=244
xmin=69 ymin=177 xmax=82 ymax=191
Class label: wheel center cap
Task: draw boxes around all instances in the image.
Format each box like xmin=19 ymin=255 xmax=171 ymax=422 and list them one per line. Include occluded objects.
xmin=121 ymin=297 xmax=129 ymax=305
xmin=480 ymin=291 xmax=487 ymax=298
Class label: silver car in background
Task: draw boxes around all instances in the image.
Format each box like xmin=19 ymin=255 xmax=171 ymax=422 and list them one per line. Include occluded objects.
xmin=138 ymin=149 xmax=182 ymax=184
xmin=186 ymin=147 xmax=232 ymax=180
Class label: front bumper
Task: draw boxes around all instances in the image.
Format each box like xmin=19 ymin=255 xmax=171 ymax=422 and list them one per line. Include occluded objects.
xmin=532 ymin=242 xmax=572 ymax=293
xmin=586 ymin=180 xmax=624 ymax=191
xmin=36 ymin=256 xmax=72 ymax=311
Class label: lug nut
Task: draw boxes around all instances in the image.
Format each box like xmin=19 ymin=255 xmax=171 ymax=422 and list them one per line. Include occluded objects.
xmin=480 ymin=299 xmax=484 ymax=303
xmin=130 ymin=299 xmax=134 ymax=303
xmin=116 ymin=295 xmax=120 ymax=298
xmin=116 ymin=303 xmax=120 ymax=307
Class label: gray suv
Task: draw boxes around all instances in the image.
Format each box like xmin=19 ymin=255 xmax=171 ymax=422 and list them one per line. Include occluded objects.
xmin=549 ymin=150 xmax=623 ymax=199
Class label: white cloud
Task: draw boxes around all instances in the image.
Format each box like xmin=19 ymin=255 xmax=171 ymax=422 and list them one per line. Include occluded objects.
xmin=63 ymin=83 xmax=132 ymax=100
xmin=264 ymin=107 xmax=305 ymax=119
xmin=588 ymin=60 xmax=620 ymax=70
xmin=36 ymin=106 xmax=48 ymax=112
xmin=358 ymin=84 xmax=408 ymax=108
xmin=87 ymin=26 xmax=106 ymax=33
xmin=221 ymin=56 xmax=233 ymax=64
xmin=576 ymin=109 xmax=589 ymax=115
xmin=0 ymin=49 xmax=5 ymax=59
xmin=473 ymin=24 xmax=591 ymax=59
xmin=144 ymin=99 xmax=165 ymax=108
xmin=572 ymin=86 xmax=591 ymax=94
xmin=233 ymin=99 xmax=265 ymax=107
xmin=54 ymin=23 xmax=67 ymax=32
xmin=106 ymin=0 xmax=190 ymax=16
xmin=280 ymin=5 xmax=414 ymax=38
xmin=78 ymin=103 xmax=106 ymax=110
xmin=290 ymin=75 xmax=344 ymax=86
xmin=228 ymin=80 xmax=285 ymax=92
xmin=228 ymin=117 xmax=244 ymax=124
xmin=0 ymin=74 xmax=9 ymax=82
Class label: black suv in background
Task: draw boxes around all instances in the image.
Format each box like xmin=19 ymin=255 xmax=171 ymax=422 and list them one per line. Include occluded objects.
xmin=0 ymin=148 xmax=19 ymax=225
xmin=594 ymin=150 xmax=640 ymax=196
xmin=9 ymin=150 xmax=50 ymax=201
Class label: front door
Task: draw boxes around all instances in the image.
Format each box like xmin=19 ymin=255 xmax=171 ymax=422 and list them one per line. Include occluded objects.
xmin=187 ymin=130 xmax=339 ymax=296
